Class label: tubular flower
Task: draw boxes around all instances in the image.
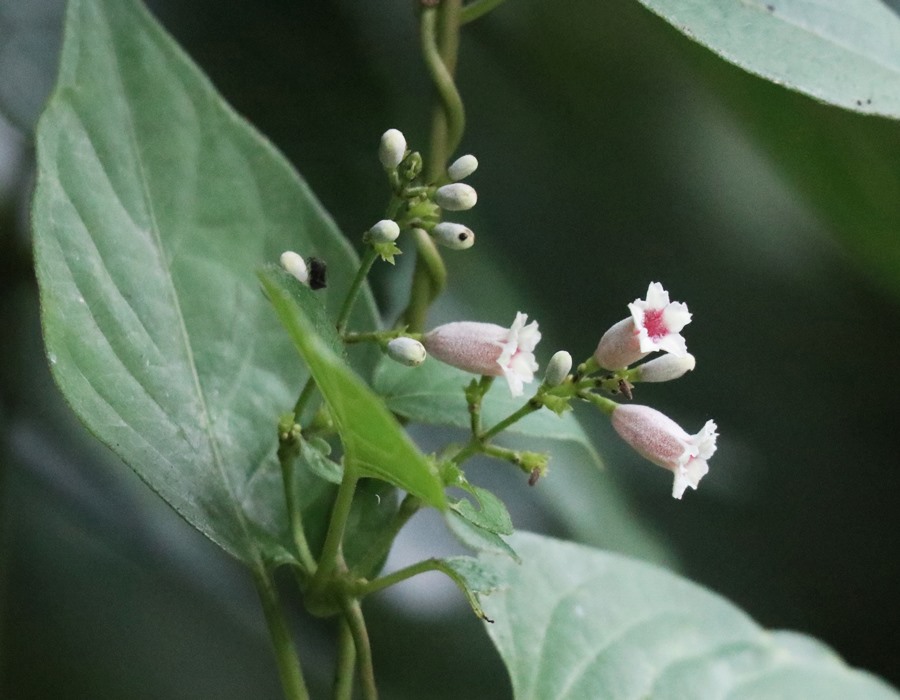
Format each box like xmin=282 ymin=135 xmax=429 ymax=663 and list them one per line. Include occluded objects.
xmin=594 ymin=282 xmax=692 ymax=369
xmin=611 ymin=403 xmax=717 ymax=499
xmin=423 ymin=312 xmax=541 ymax=397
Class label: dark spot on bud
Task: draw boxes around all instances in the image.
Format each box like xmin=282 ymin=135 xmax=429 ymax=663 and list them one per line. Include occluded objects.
xmin=458 ymin=232 xmax=468 ymax=241
xmin=308 ymin=257 xmax=327 ymax=290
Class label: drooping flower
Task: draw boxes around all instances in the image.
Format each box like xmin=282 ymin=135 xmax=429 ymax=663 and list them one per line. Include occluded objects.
xmin=611 ymin=403 xmax=717 ymax=499
xmin=594 ymin=282 xmax=692 ymax=369
xmin=423 ymin=312 xmax=541 ymax=396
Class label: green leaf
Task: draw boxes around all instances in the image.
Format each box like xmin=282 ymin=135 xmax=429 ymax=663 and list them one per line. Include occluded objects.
xmin=437 ymin=555 xmax=506 ymax=622
xmin=299 ymin=437 xmax=343 ymax=485
xmin=259 ymin=268 xmax=447 ymax=510
xmin=452 ymin=485 xmax=514 ymax=536
xmin=373 ymin=357 xmax=602 ymax=469
xmin=482 ymin=532 xmax=900 ymax=700
xmin=445 ymin=510 xmax=518 ymax=561
xmin=342 ymin=479 xmax=399 ymax=578
xmin=31 ymin=0 xmax=376 ymax=563
xmin=634 ymin=0 xmax=900 ymax=118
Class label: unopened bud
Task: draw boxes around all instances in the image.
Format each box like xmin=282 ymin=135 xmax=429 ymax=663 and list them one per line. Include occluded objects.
xmin=543 ymin=350 xmax=572 ymax=387
xmin=368 ymin=219 xmax=400 ymax=243
xmin=435 ymin=183 xmax=477 ymax=211
xmin=379 ymin=129 xmax=407 ymax=169
xmin=386 ymin=337 xmax=427 ymax=367
xmin=280 ymin=251 xmax=309 ymax=285
xmin=448 ymin=154 xmax=478 ymax=181
xmin=432 ymin=222 xmax=475 ymax=250
xmin=634 ymin=353 xmax=696 ymax=382
xmin=399 ymin=151 xmax=423 ymax=182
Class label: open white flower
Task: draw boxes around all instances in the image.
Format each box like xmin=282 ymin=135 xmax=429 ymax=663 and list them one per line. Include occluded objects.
xmin=423 ymin=312 xmax=541 ymax=396
xmin=628 ymin=281 xmax=692 ymax=355
xmin=594 ymin=282 xmax=692 ymax=369
xmin=611 ymin=403 xmax=717 ymax=499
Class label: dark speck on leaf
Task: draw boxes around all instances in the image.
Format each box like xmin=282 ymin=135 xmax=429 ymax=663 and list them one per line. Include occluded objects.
xmin=766 ymin=4 xmax=774 ymax=11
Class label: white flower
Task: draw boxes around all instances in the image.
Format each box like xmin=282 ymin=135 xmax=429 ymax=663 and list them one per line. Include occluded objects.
xmin=628 ymin=282 xmax=692 ymax=355
xmin=423 ymin=312 xmax=541 ymax=396
xmin=448 ymin=154 xmax=478 ymax=181
xmin=386 ymin=337 xmax=427 ymax=367
xmin=435 ymin=183 xmax=477 ymax=211
xmin=611 ymin=404 xmax=717 ymax=499
xmin=594 ymin=282 xmax=692 ymax=370
xmin=431 ymin=222 xmax=475 ymax=250
xmin=379 ymin=129 xmax=406 ymax=169
xmin=280 ymin=251 xmax=309 ymax=285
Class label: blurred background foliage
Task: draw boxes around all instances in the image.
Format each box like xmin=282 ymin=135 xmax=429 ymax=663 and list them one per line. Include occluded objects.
xmin=2 ymin=0 xmax=899 ymax=697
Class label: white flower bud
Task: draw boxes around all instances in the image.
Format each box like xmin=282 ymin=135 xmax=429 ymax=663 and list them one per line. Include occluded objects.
xmin=435 ymin=183 xmax=477 ymax=211
xmin=379 ymin=129 xmax=407 ymax=169
xmin=386 ymin=337 xmax=427 ymax=367
xmin=368 ymin=219 xmax=400 ymax=243
xmin=280 ymin=251 xmax=309 ymax=285
xmin=448 ymin=154 xmax=478 ymax=181
xmin=634 ymin=353 xmax=696 ymax=383
xmin=543 ymin=350 xmax=572 ymax=387
xmin=431 ymin=222 xmax=475 ymax=250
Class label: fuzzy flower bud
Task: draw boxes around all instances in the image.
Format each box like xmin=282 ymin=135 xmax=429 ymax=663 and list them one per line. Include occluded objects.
xmin=543 ymin=350 xmax=572 ymax=387
xmin=379 ymin=129 xmax=406 ymax=169
xmin=448 ymin=154 xmax=478 ymax=181
xmin=432 ymin=222 xmax=475 ymax=250
xmin=611 ymin=404 xmax=717 ymax=499
xmin=423 ymin=312 xmax=541 ymax=397
xmin=280 ymin=251 xmax=309 ymax=285
xmin=634 ymin=353 xmax=696 ymax=383
xmin=368 ymin=219 xmax=400 ymax=243
xmin=435 ymin=183 xmax=478 ymax=211
xmin=594 ymin=282 xmax=692 ymax=370
xmin=386 ymin=337 xmax=427 ymax=367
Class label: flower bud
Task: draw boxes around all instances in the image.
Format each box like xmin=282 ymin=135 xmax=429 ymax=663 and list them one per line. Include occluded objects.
xmin=280 ymin=251 xmax=309 ymax=285
xmin=435 ymin=183 xmax=477 ymax=211
xmin=379 ymin=128 xmax=406 ymax=169
xmin=368 ymin=219 xmax=400 ymax=243
xmin=593 ymin=317 xmax=645 ymax=370
xmin=386 ymin=337 xmax=427 ymax=367
xmin=423 ymin=312 xmax=541 ymax=397
xmin=611 ymin=403 xmax=717 ymax=499
xmin=448 ymin=154 xmax=478 ymax=181
xmin=431 ymin=222 xmax=475 ymax=250
xmin=543 ymin=350 xmax=572 ymax=387
xmin=634 ymin=353 xmax=695 ymax=382
xmin=399 ymin=151 xmax=423 ymax=181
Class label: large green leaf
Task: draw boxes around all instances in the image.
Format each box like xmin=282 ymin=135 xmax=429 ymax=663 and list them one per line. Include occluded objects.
xmin=634 ymin=0 xmax=900 ymax=118
xmin=482 ymin=532 xmax=899 ymax=699
xmin=31 ymin=0 xmax=376 ymax=563
xmin=259 ymin=268 xmax=447 ymax=509
xmin=373 ymin=357 xmax=602 ymax=468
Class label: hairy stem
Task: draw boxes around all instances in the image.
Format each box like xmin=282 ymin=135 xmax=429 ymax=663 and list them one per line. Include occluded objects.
xmin=254 ymin=566 xmax=310 ymax=700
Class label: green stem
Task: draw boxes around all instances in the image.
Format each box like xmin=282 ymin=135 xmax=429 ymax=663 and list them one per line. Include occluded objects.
xmin=336 ymin=248 xmax=379 ymax=334
xmin=341 ymin=598 xmax=378 ymax=700
xmin=354 ymin=558 xmax=444 ymax=597
xmin=253 ymin=566 xmax=310 ymax=700
xmin=292 ymin=378 xmax=318 ymax=420
xmin=278 ymin=445 xmax=317 ymax=573
xmin=451 ymin=400 xmax=541 ymax=464
xmin=351 ymin=494 xmax=422 ymax=576
xmin=343 ymin=329 xmax=423 ymax=345
xmin=401 ymin=228 xmax=447 ymax=332
xmin=460 ymin=0 xmax=509 ymax=24
xmin=311 ymin=466 xmax=360 ymax=594
xmin=333 ymin=619 xmax=356 ymax=700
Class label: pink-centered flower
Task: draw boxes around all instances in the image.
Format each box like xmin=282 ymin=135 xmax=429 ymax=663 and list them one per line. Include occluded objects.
xmin=594 ymin=282 xmax=692 ymax=369
xmin=423 ymin=312 xmax=541 ymax=397
xmin=611 ymin=403 xmax=717 ymax=499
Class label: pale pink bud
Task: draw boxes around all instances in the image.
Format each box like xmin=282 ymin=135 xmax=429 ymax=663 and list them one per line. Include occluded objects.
xmin=594 ymin=317 xmax=646 ymax=370
xmin=423 ymin=312 xmax=541 ymax=397
xmin=448 ymin=154 xmax=478 ymax=181
xmin=280 ymin=251 xmax=309 ymax=285
xmin=379 ymin=129 xmax=407 ymax=169
xmin=435 ymin=183 xmax=477 ymax=211
xmin=634 ymin=353 xmax=696 ymax=382
xmin=386 ymin=337 xmax=427 ymax=367
xmin=611 ymin=404 xmax=717 ymax=499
